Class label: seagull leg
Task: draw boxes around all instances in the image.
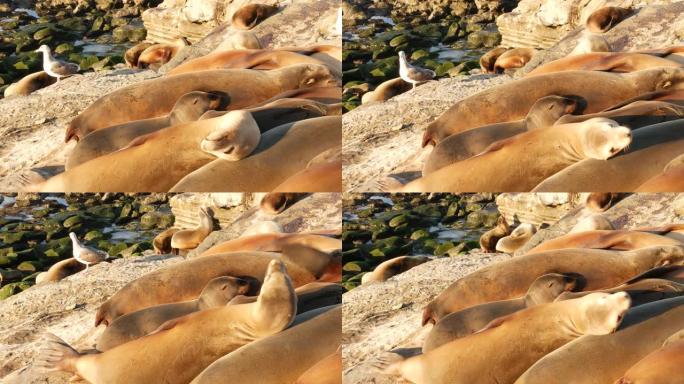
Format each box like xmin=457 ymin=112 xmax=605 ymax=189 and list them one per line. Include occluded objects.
xmin=412 ymin=83 xmax=416 ymax=90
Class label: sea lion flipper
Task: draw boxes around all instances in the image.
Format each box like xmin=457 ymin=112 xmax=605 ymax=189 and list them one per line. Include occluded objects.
xmin=281 ymin=244 xmax=331 ymax=278
xmin=149 ymin=318 xmax=182 ymax=335
xmin=474 ymin=313 xmax=513 ymax=334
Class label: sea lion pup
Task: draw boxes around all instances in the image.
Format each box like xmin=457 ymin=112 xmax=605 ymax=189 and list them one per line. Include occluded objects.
xmin=32 ymin=111 xmax=262 ymax=192
xmin=526 ymin=52 xmax=682 ymax=77
xmin=37 ymin=259 xmax=297 ymax=384
xmin=96 ymin=276 xmax=252 ymax=351
xmin=198 ymin=233 xmax=341 ymax=257
xmin=555 ymin=278 xmax=684 ymax=306
xmin=295 ymin=348 xmax=342 ymax=384
xmin=152 ymin=227 xmax=180 ymax=254
xmin=124 ymin=42 xmax=153 ymax=68
xmin=361 ymin=256 xmax=431 ymax=284
xmin=94 ymin=247 xmax=332 ymax=326
xmin=421 ymin=67 xmax=684 ymax=147
xmin=423 ymin=95 xmax=579 ymax=174
xmin=586 ymin=6 xmax=631 ymax=34
xmin=167 ymin=49 xmax=332 ymax=76
xmin=532 ymin=119 xmax=684 ymax=192
xmin=527 ymin=230 xmax=683 ymax=255
xmin=212 ymin=30 xmax=262 ymax=52
xmin=615 ymin=330 xmax=684 ymax=384
xmin=479 ymin=216 xmax=511 ymax=253
xmin=170 ymin=207 xmax=214 ymax=254
xmin=421 ymin=244 xmax=684 ymax=325
xmin=255 ymin=86 xmax=342 ymax=105
xmin=190 ymin=305 xmax=341 ymax=384
xmin=260 ymin=192 xmax=304 ymax=215
xmin=423 ymin=273 xmax=578 ymax=352
xmin=35 ymin=258 xmax=85 ymax=284
xmin=569 ymin=32 xmax=612 ymax=56
xmin=271 ymin=159 xmax=342 ymax=192
xmin=361 ymin=77 xmax=412 ymax=104
xmin=493 ymin=48 xmax=537 ymax=73
xmin=496 ymin=223 xmax=536 ymax=253
xmin=65 ymin=91 xmax=229 ymax=170
xmin=64 ymin=64 xmax=338 ymax=142
xmin=231 ymin=3 xmax=279 ymax=30
xmin=393 ymin=118 xmax=632 ymax=192
xmin=169 ymin=116 xmax=341 ymax=192
xmin=515 ymin=296 xmax=684 ymax=384
xmin=385 ymin=292 xmax=631 ymax=384
xmin=479 ymin=47 xmax=509 ymax=74
xmin=636 ymin=154 xmax=684 ymax=192
xmin=3 ymin=71 xmax=56 ymax=97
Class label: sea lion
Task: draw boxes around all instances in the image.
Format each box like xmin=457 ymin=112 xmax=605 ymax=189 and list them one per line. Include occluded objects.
xmin=421 ymin=67 xmax=684 ymax=147
xmin=255 ymin=86 xmax=342 ymax=105
xmin=37 ymin=259 xmax=297 ymax=384
xmin=260 ymin=192 xmax=304 ymax=215
xmin=190 ymin=305 xmax=341 ymax=384
xmin=361 ymin=256 xmax=431 ymax=285
xmin=423 ymin=273 xmax=578 ymax=352
xmin=569 ymin=213 xmax=614 ymax=233
xmin=231 ymin=3 xmax=279 ymax=30
xmin=555 ymin=277 xmax=684 ymax=306
xmin=199 ymin=233 xmax=341 ymax=257
xmin=3 ymin=71 xmax=56 ymax=97
xmin=212 ymin=30 xmax=262 ymax=52
xmin=64 ymin=64 xmax=338 ymax=142
xmin=532 ymin=119 xmax=684 ymax=192
xmin=170 ymin=207 xmax=214 ymax=254
xmin=271 ymin=159 xmax=342 ymax=192
xmin=32 ymin=111 xmax=263 ymax=192
xmin=586 ymin=6 xmax=631 ymax=33
xmin=169 ymin=116 xmax=341 ymax=192
xmin=615 ymin=330 xmax=684 ymax=384
xmin=295 ymin=349 xmax=342 ymax=384
xmin=493 ymin=48 xmax=537 ymax=73
xmin=152 ymin=227 xmax=180 ymax=254
xmin=225 ymin=282 xmax=344 ymax=314
xmin=585 ymin=192 xmax=622 ymax=212
xmin=422 ymin=244 xmax=684 ymax=325
xmin=94 ymin=248 xmax=332 ymax=326
xmin=527 ymin=230 xmax=682 ymax=255
xmin=423 ymin=95 xmax=579 ymax=174
xmin=526 ymin=52 xmax=681 ymax=77
xmin=479 ymin=216 xmax=511 ymax=253
xmin=361 ymin=77 xmax=412 ymax=104
xmin=569 ymin=32 xmax=611 ymax=55
xmin=386 ymin=292 xmax=631 ymax=384
xmin=124 ymin=42 xmax=153 ymax=68
xmin=515 ymin=296 xmax=684 ymax=384
xmin=137 ymin=39 xmax=188 ymax=70
xmin=65 ymin=91 xmax=229 ymax=170
xmin=96 ymin=276 xmax=252 ymax=351
xmin=496 ymin=223 xmax=536 ymax=253
xmin=35 ymin=258 xmax=85 ymax=284
xmin=199 ymin=110 xmax=261 ymax=161
xmin=479 ymin=47 xmax=508 ymax=74
xmin=636 ymin=154 xmax=684 ymax=192
xmin=552 ymin=100 xmax=684 ymax=129
xmin=395 ymin=118 xmax=632 ymax=192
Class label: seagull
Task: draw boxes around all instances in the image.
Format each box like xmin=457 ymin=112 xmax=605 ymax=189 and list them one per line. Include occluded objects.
xmin=69 ymin=232 xmax=108 ymax=271
xmin=398 ymin=51 xmax=436 ymax=90
xmin=35 ymin=45 xmax=80 ymax=82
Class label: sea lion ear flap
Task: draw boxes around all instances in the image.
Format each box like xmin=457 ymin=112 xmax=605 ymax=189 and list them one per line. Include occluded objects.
xmin=474 ymin=313 xmax=514 ymax=334
xmin=280 ymin=244 xmax=331 ymax=279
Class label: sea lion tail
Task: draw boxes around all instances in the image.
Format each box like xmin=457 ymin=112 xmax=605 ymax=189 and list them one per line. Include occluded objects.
xmin=34 ymin=333 xmax=80 ymax=373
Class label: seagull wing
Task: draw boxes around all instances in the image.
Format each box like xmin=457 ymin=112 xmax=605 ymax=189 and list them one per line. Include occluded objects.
xmin=50 ymin=60 xmax=80 ymax=76
xmin=406 ymin=67 xmax=435 ymax=82
xmin=78 ymin=247 xmax=108 ymax=263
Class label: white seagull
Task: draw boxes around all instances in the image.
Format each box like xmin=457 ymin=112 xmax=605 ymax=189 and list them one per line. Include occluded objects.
xmin=398 ymin=50 xmax=436 ymax=90
xmin=69 ymin=232 xmax=108 ymax=271
xmin=35 ymin=45 xmax=80 ymax=82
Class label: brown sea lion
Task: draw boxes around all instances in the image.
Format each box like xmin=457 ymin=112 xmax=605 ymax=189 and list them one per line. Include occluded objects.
xmin=35 ymin=258 xmax=85 ymax=284
xmin=532 ymin=119 xmax=684 ymax=192
xmin=37 ymin=259 xmax=296 ymax=384
xmin=259 ymin=192 xmax=304 ymax=215
xmin=169 ymin=116 xmax=341 ymax=192
xmin=94 ymin=248 xmax=333 ymax=326
xmin=635 ymin=154 xmax=684 ymax=192
xmin=231 ymin=3 xmax=279 ymax=30
xmin=361 ymin=256 xmax=431 ymax=284
xmin=170 ymin=207 xmax=214 ymax=254
xmin=479 ymin=47 xmax=508 ymax=74
xmin=295 ymin=349 xmax=342 ymax=384
xmin=3 ymin=71 xmax=56 ymax=97
xmin=64 ymin=64 xmax=338 ymax=142
xmin=152 ymin=227 xmax=180 ymax=254
xmin=422 ymin=244 xmax=684 ymax=325
xmin=255 ymin=86 xmax=342 ymax=105
xmin=553 ymin=100 xmax=684 ymax=129
xmin=199 ymin=233 xmax=341 ymax=257
xmin=386 ymin=292 xmax=631 ymax=384
xmin=555 ymin=278 xmax=684 ymax=306
xmin=190 ymin=305 xmax=341 ymax=384
xmin=271 ymin=160 xmax=342 ymax=192
xmin=137 ymin=39 xmax=188 ymax=70
xmin=526 ymin=52 xmax=681 ymax=77
xmin=394 ymin=118 xmax=632 ymax=192
xmin=96 ymin=276 xmax=252 ymax=351
xmin=515 ymin=296 xmax=684 ymax=384
xmin=527 ymin=230 xmax=682 ymax=255
xmin=493 ymin=48 xmax=537 ymax=73
xmin=226 ymin=282 xmax=344 ymax=314
xmin=479 ymin=216 xmax=511 ymax=253
xmin=423 ymin=95 xmax=580 ymax=174
xmin=65 ymin=91 xmax=228 ymax=170
xmin=423 ymin=273 xmax=578 ymax=352
xmin=421 ymin=67 xmax=684 ymax=147
xmin=361 ymin=77 xmax=412 ymax=104
xmin=124 ymin=42 xmax=153 ymax=68
xmin=586 ymin=6 xmax=631 ymax=33
xmin=615 ymin=330 xmax=684 ymax=384
xmin=496 ymin=223 xmax=536 ymax=253
xmin=585 ymin=192 xmax=622 ymax=212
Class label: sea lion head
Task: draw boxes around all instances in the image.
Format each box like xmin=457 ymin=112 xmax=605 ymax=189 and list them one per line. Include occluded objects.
xmin=137 ymin=45 xmax=175 ymax=69
xmin=649 ymin=244 xmax=684 ymax=267
xmin=577 ymin=292 xmax=631 ymax=335
xmin=525 ymin=273 xmax=579 ymax=305
xmin=652 ymin=67 xmax=684 ymax=91
xmin=579 ymin=118 xmax=632 ymax=160
xmin=298 ymin=63 xmax=340 ymax=88
xmin=260 ymin=192 xmax=297 ymax=214
xmin=525 ymin=95 xmax=583 ymax=129
xmin=496 ymin=223 xmax=536 ymax=253
xmin=169 ymin=91 xmax=230 ymax=123
xmin=198 ymin=276 xmax=254 ymax=309
xmin=200 ymin=110 xmax=261 ymax=161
